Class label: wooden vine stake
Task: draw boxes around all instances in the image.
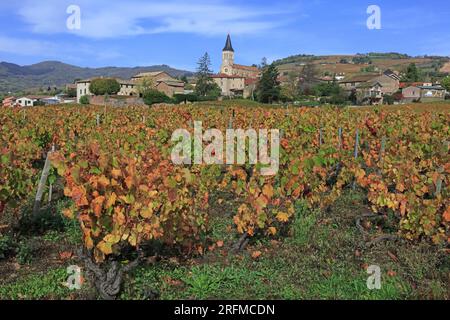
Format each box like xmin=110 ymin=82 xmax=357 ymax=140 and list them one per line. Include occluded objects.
xmin=96 ymin=114 xmax=100 ymax=127
xmin=352 ymin=129 xmax=359 ymax=190
xmin=48 ymin=145 xmax=56 ymax=204
xmin=228 ymin=116 xmax=233 ymax=129
xmin=33 ymin=146 xmax=55 ymax=216
xmin=319 ymin=128 xmax=323 ymax=147
xmin=338 ymin=127 xmax=343 ymax=150
xmin=354 ymin=129 xmax=359 ymax=159
xmin=379 ymin=136 xmax=386 ymax=163
xmin=435 ymin=166 xmax=444 ymax=198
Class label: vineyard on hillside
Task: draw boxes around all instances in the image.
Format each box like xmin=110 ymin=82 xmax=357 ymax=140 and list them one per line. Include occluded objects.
xmin=0 ymin=103 xmax=449 ymax=300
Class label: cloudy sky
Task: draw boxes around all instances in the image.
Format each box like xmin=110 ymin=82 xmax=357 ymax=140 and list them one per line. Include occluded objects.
xmin=0 ymin=0 xmax=449 ymax=71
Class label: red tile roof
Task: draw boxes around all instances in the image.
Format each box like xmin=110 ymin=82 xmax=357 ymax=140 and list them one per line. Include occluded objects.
xmin=210 ymin=73 xmax=245 ymax=79
xmin=245 ymin=78 xmax=258 ymax=86
xmin=233 ymin=64 xmax=259 ymax=72
xmin=399 ymin=82 xmax=424 ymax=89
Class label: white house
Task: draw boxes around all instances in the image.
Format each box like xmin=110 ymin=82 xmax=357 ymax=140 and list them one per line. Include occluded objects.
xmin=76 ymin=79 xmax=92 ymax=103
xmin=16 ymin=97 xmax=37 ymax=107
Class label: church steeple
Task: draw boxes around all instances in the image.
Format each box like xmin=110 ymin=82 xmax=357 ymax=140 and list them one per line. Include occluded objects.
xmin=223 ymin=34 xmax=234 ymax=52
xmin=221 ymin=34 xmax=235 ymax=75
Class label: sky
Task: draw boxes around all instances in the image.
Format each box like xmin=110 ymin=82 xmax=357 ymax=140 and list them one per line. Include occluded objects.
xmin=0 ymin=0 xmax=449 ymax=72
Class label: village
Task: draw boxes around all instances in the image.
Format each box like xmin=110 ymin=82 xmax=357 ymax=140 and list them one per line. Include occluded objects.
xmin=1 ymin=34 xmax=449 ymax=108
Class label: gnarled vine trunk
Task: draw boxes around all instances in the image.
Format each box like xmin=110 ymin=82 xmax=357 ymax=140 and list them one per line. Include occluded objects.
xmin=79 ymin=248 xmax=143 ymax=300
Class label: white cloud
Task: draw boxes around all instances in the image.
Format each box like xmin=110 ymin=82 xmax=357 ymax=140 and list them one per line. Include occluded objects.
xmin=16 ymin=0 xmax=290 ymax=39
xmin=0 ymin=35 xmax=122 ymax=63
xmin=0 ymin=36 xmax=56 ymax=56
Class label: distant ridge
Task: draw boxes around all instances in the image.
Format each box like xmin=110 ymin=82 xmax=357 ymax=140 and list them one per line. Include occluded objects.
xmin=0 ymin=61 xmax=193 ymax=93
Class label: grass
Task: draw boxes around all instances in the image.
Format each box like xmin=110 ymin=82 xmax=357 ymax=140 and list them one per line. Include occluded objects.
xmin=0 ymin=268 xmax=72 ymax=300
xmin=1 ymin=190 xmax=448 ymax=300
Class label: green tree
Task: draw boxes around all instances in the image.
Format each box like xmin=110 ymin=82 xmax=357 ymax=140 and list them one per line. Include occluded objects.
xmin=255 ymin=63 xmax=281 ymax=103
xmin=383 ymin=94 xmax=395 ymax=105
xmin=79 ymin=95 xmax=90 ymax=105
xmin=281 ymin=72 xmax=299 ymax=101
xmin=194 ymin=52 xmax=217 ymax=97
xmin=136 ymin=77 xmax=155 ymax=97
xmin=401 ymin=63 xmax=421 ymax=82
xmin=180 ymin=75 xmax=189 ymax=84
xmin=260 ymin=57 xmax=268 ymax=69
xmin=65 ymin=87 xmax=77 ymax=98
xmin=441 ymin=76 xmax=450 ymax=92
xmin=90 ymin=78 xmax=121 ymax=95
xmin=314 ymin=82 xmax=341 ymax=97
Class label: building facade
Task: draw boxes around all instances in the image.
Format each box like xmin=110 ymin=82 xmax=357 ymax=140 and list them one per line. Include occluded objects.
xmin=402 ymin=85 xmax=446 ymax=102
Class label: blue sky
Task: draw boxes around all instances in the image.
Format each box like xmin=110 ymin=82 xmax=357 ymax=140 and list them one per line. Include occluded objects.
xmin=0 ymin=0 xmax=449 ymax=72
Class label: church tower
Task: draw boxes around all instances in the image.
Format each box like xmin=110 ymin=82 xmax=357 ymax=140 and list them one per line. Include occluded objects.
xmin=221 ymin=34 xmax=234 ymax=75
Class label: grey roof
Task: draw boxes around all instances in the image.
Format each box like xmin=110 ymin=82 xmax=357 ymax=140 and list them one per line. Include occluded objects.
xmin=223 ymin=34 xmax=234 ymax=52
xmin=418 ymin=85 xmax=445 ymax=90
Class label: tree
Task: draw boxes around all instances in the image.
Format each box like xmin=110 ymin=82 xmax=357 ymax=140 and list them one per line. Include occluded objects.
xmin=65 ymin=87 xmax=77 ymax=98
xmin=90 ymin=78 xmax=120 ymax=96
xmin=79 ymin=95 xmax=90 ymax=105
xmin=298 ymin=63 xmax=317 ymax=95
xmin=180 ymin=75 xmax=189 ymax=84
xmin=281 ymin=72 xmax=300 ymax=101
xmin=260 ymin=57 xmax=268 ymax=69
xmin=314 ymin=82 xmax=341 ymax=97
xmin=136 ymin=77 xmax=155 ymax=97
xmin=255 ymin=63 xmax=281 ymax=103
xmin=402 ymin=63 xmax=421 ymax=82
xmin=143 ymin=89 xmax=172 ymax=106
xmin=194 ymin=52 xmax=217 ymax=97
xmin=441 ymin=76 xmax=450 ymax=92
xmin=383 ymin=94 xmax=395 ymax=105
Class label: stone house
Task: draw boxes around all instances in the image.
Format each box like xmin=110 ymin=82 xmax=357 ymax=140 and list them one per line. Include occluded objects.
xmin=355 ymin=81 xmax=384 ymax=105
xmin=131 ymin=71 xmax=173 ymax=83
xmin=76 ymin=72 xmax=185 ymax=103
xmin=401 ymin=86 xmax=421 ymax=102
xmin=370 ymin=74 xmax=400 ymax=95
xmin=211 ymin=74 xmax=246 ymax=97
xmin=418 ymin=85 xmax=446 ymax=101
xmin=339 ymin=74 xmax=381 ymax=91
xmin=155 ymin=79 xmax=185 ymax=97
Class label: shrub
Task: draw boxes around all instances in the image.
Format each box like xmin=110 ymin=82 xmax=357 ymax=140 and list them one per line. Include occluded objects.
xmin=143 ymin=90 xmax=173 ymax=106
xmin=79 ymin=95 xmax=90 ymax=105
xmin=383 ymin=94 xmax=395 ymax=105
xmin=0 ymin=235 xmax=14 ymax=260
xmin=17 ymin=241 xmax=33 ymax=265
xmin=173 ymin=93 xmax=198 ymax=104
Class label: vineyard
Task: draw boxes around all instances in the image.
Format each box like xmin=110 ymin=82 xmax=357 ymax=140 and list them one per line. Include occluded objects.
xmin=0 ymin=103 xmax=449 ymax=300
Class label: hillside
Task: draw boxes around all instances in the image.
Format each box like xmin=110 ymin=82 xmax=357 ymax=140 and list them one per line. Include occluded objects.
xmin=0 ymin=61 xmax=193 ymax=93
xmin=273 ymin=53 xmax=450 ymax=79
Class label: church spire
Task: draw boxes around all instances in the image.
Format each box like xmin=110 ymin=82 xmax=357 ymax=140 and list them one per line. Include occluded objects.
xmin=223 ymin=34 xmax=234 ymax=52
